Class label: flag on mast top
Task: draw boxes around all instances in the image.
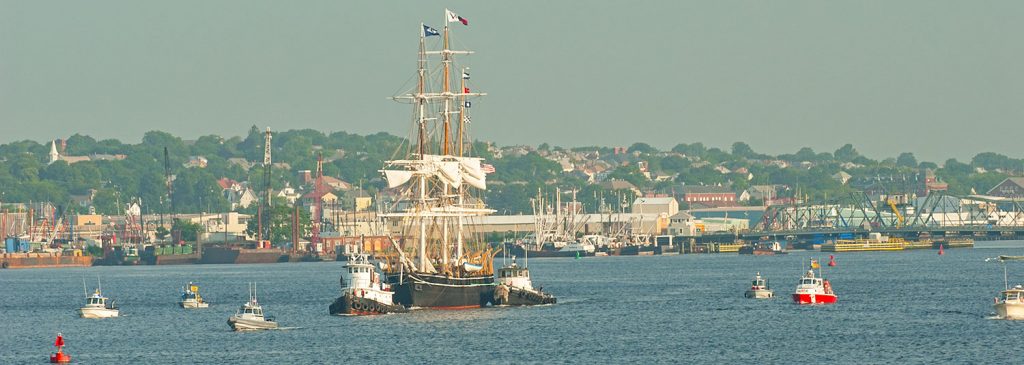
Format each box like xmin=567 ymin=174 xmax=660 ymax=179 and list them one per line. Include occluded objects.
xmin=446 ymin=9 xmax=469 ymax=25
xmin=423 ymin=24 xmax=440 ymax=37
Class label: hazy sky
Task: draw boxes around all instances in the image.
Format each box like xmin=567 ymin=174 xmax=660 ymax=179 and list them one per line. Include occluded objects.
xmin=2 ymin=1 xmax=1022 ymax=162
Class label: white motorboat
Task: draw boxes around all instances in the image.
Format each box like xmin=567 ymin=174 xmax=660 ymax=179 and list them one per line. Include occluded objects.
xmin=995 ymin=285 xmax=1024 ymax=320
xmin=992 ymin=255 xmax=1024 ymax=319
xmin=744 ymin=272 xmax=773 ymax=299
xmin=79 ymin=280 xmax=119 ymax=318
xmin=227 ymin=283 xmax=278 ymax=331
xmin=179 ymin=282 xmax=210 ymax=309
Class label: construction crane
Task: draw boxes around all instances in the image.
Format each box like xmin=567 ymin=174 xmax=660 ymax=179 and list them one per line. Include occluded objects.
xmin=887 ymin=198 xmax=904 ymax=228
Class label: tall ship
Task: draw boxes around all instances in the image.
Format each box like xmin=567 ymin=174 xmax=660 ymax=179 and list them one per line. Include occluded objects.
xmin=378 ymin=10 xmax=500 ymax=309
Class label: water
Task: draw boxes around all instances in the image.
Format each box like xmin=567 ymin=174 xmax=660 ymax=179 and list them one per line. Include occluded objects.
xmin=3 ymin=242 xmax=1024 ymax=364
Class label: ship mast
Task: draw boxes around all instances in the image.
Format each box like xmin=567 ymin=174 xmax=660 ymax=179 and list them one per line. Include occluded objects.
xmin=384 ymin=11 xmax=492 ymax=276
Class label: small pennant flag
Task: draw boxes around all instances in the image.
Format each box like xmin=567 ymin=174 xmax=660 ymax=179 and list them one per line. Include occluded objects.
xmin=464 ymin=101 xmax=472 ymax=108
xmin=463 ymin=87 xmax=470 ymax=93
xmin=481 ymin=164 xmax=495 ymax=174
xmin=446 ymin=9 xmax=469 ymax=25
xmin=462 ymin=71 xmax=470 ymax=80
xmin=810 ymin=259 xmax=820 ymax=269
xmin=423 ymin=25 xmax=440 ymax=37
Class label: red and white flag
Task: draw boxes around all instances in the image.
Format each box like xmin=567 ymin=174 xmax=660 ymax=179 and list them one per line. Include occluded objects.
xmin=481 ymin=164 xmax=495 ymax=174
xmin=446 ymin=9 xmax=469 ymax=25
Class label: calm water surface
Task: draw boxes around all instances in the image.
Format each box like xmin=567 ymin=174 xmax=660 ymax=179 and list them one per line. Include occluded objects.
xmin=3 ymin=241 xmax=1024 ymax=364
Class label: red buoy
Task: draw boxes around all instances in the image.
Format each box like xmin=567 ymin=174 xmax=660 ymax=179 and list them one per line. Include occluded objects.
xmin=828 ymin=255 xmax=836 ymax=267
xmin=50 ymin=333 xmax=71 ymax=363
xmin=938 ymin=244 xmax=944 ymax=256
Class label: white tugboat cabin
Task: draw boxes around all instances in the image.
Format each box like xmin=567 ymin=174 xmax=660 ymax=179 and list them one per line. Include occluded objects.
xmin=329 ymin=254 xmax=407 ymax=315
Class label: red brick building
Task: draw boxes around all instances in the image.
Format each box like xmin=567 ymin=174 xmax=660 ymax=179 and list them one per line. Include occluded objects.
xmin=682 ymin=186 xmax=737 ymax=208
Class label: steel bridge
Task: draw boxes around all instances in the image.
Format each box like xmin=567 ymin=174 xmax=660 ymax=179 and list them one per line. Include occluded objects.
xmin=699 ymin=191 xmax=1024 ymax=243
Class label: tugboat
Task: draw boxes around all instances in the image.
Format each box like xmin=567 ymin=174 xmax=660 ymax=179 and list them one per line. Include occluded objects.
xmin=992 ymin=255 xmax=1024 ymax=319
xmin=329 ymin=254 xmax=408 ymax=315
xmin=744 ymin=272 xmax=773 ymax=299
xmin=792 ymin=260 xmax=837 ymax=305
xmin=79 ymin=280 xmax=119 ymax=318
xmin=227 ymin=283 xmax=278 ymax=331
xmin=493 ymin=257 xmax=556 ymax=306
xmin=179 ymin=282 xmax=210 ymax=309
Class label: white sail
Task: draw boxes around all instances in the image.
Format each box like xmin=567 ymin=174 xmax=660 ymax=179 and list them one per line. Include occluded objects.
xmin=460 ymin=158 xmax=484 ymax=180
xmin=438 ymin=161 xmax=463 ymax=188
xmin=383 ymin=170 xmax=414 ymax=188
xmin=463 ymin=173 xmax=486 ymax=190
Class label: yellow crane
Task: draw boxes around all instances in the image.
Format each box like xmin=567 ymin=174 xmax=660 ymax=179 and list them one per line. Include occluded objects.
xmin=887 ymin=198 xmax=904 ymax=228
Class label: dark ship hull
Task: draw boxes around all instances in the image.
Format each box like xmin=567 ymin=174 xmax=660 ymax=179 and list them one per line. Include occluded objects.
xmin=507 ymin=244 xmax=591 ymax=258
xmin=329 ymin=293 xmax=408 ymax=315
xmin=619 ymin=245 xmax=657 ymax=256
xmin=493 ymin=285 xmax=556 ymax=306
xmin=387 ymin=273 xmax=495 ymax=309
xmin=738 ymin=246 xmax=787 ymax=255
xmin=199 ymin=246 xmax=286 ymax=264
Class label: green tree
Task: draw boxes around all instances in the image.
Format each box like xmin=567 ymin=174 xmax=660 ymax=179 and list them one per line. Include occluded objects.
xmin=731 ymin=142 xmax=756 ymax=159
xmin=896 ymin=152 xmax=917 ymax=168
xmin=834 ymin=144 xmax=860 ymax=162
xmin=172 ymin=219 xmax=204 ymax=242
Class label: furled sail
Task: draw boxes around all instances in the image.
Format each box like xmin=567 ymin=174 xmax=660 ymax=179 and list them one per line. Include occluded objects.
xmin=384 ymin=170 xmax=414 ymax=188
xmin=438 ymin=161 xmax=463 ymax=188
xmin=463 ymin=172 xmax=486 ymax=190
xmin=460 ymin=158 xmax=484 ymax=180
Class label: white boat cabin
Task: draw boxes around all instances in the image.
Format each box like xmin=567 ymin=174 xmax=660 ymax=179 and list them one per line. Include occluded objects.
xmin=341 ymin=254 xmax=394 ymax=304
xmin=751 ymin=274 xmax=769 ymax=289
xmin=239 ymin=302 xmax=265 ymax=318
xmin=85 ymin=291 xmax=115 ymax=309
xmin=497 ymin=263 xmax=534 ymax=291
xmin=1001 ymin=285 xmax=1024 ymax=303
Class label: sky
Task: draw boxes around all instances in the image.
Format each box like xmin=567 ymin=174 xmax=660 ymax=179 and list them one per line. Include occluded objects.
xmin=2 ymin=1 xmax=1023 ymax=162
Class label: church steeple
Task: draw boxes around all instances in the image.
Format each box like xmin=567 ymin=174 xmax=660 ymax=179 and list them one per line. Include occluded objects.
xmin=48 ymin=140 xmax=60 ymax=164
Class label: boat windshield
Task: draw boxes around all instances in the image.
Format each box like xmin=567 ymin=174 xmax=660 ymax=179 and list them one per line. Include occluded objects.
xmin=1006 ymin=292 xmax=1021 ymax=301
xmin=89 ymin=298 xmax=103 ymax=305
xmin=800 ymin=279 xmax=818 ymax=285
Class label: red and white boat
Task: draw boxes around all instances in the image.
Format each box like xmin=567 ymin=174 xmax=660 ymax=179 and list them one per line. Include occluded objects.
xmin=792 ymin=265 xmax=836 ymax=305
